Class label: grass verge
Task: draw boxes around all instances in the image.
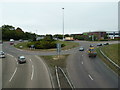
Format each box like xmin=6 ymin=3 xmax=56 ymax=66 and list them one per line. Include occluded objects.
xmin=40 ymin=55 xmax=71 ymax=88
xmin=55 ymin=41 xmax=79 ymax=50
xmin=100 ymin=44 xmax=119 ymax=66
xmin=96 ymin=45 xmax=120 ymax=76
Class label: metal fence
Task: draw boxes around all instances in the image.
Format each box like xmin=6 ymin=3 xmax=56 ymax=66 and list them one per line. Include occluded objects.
xmin=99 ymin=49 xmax=120 ymax=69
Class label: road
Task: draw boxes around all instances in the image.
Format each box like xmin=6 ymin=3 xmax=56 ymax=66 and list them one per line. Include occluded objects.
xmin=67 ymin=41 xmax=119 ymax=88
xmin=2 ymin=41 xmax=119 ymax=89
xmin=2 ymin=42 xmax=52 ymax=88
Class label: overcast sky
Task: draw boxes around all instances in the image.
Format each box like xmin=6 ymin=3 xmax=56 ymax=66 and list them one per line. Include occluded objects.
xmin=0 ymin=0 xmax=118 ymax=35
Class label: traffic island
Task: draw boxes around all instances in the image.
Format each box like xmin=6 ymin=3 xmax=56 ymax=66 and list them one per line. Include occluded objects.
xmin=14 ymin=41 xmax=79 ymax=52
xmin=40 ymin=55 xmax=74 ymax=89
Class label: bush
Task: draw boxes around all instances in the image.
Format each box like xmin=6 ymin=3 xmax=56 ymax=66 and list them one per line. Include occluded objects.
xmin=27 ymin=40 xmax=65 ymax=49
xmin=99 ymin=39 xmax=108 ymax=41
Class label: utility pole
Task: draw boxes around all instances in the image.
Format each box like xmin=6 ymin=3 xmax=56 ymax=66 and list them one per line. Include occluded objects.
xmin=62 ymin=8 xmax=64 ymax=41
xmin=92 ymin=35 xmax=94 ymax=41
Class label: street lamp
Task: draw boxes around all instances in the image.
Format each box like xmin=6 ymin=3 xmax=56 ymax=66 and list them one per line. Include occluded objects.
xmin=62 ymin=8 xmax=64 ymax=41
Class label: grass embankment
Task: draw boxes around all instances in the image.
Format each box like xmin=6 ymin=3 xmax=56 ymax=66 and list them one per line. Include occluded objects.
xmin=41 ymin=55 xmax=70 ymax=88
xmin=41 ymin=55 xmax=68 ymax=68
xmin=14 ymin=41 xmax=79 ymax=51
xmin=96 ymin=43 xmax=120 ymax=75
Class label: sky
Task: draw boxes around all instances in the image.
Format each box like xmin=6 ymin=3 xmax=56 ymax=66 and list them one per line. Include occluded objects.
xmin=0 ymin=0 xmax=119 ymax=35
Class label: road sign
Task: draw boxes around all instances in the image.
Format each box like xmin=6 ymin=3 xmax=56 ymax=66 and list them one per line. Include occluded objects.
xmin=113 ymin=32 xmax=115 ymax=36
xmin=83 ymin=33 xmax=88 ymax=35
xmin=57 ymin=43 xmax=61 ymax=53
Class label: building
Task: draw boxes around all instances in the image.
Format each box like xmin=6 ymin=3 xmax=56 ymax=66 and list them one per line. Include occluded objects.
xmin=83 ymin=31 xmax=107 ymax=40
xmin=106 ymin=31 xmax=120 ymax=39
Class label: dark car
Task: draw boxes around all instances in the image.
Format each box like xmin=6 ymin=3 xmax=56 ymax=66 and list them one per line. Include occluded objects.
xmin=97 ymin=43 xmax=102 ymax=46
xmin=104 ymin=43 xmax=109 ymax=45
xmin=90 ymin=45 xmax=94 ymax=47
xmin=18 ymin=56 xmax=26 ymax=64
xmin=79 ymin=47 xmax=84 ymax=51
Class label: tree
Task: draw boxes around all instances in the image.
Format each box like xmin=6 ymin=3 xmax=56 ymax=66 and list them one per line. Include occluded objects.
xmin=53 ymin=34 xmax=63 ymax=39
xmin=44 ymin=34 xmax=53 ymax=41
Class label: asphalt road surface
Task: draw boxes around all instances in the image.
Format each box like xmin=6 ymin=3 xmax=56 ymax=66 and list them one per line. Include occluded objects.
xmin=67 ymin=41 xmax=119 ymax=88
xmin=2 ymin=42 xmax=52 ymax=88
xmin=2 ymin=41 xmax=119 ymax=89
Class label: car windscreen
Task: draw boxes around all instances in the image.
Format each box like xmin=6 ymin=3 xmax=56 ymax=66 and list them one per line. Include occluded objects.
xmin=20 ymin=57 xmax=25 ymax=60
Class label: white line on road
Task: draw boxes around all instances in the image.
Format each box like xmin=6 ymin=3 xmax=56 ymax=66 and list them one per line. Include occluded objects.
xmin=29 ymin=59 xmax=34 ymax=80
xmin=15 ymin=58 xmax=18 ymax=62
xmin=29 ymin=59 xmax=32 ymax=63
xmin=16 ymin=49 xmax=23 ymax=51
xmin=7 ymin=54 xmax=14 ymax=58
xmin=82 ymin=55 xmax=83 ymax=56
xmin=81 ymin=61 xmax=83 ymax=64
xmin=9 ymin=67 xmax=17 ymax=82
xmin=88 ymin=75 xmax=93 ymax=80
xmin=31 ymin=65 xmax=34 ymax=80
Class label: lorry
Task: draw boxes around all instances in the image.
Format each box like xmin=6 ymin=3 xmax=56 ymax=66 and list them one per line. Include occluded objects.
xmin=88 ymin=47 xmax=97 ymax=57
xmin=65 ymin=37 xmax=74 ymax=41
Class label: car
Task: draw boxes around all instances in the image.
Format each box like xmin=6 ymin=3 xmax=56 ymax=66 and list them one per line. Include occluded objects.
xmin=18 ymin=56 xmax=26 ymax=64
xmin=88 ymin=47 xmax=97 ymax=57
xmin=0 ymin=51 xmax=5 ymax=58
xmin=104 ymin=43 xmax=109 ymax=45
xmin=19 ymin=39 xmax=23 ymax=42
xmin=97 ymin=43 xmax=102 ymax=46
xmin=90 ymin=45 xmax=94 ymax=47
xmin=10 ymin=39 xmax=14 ymax=42
xmin=79 ymin=47 xmax=84 ymax=51
xmin=0 ymin=40 xmax=3 ymax=44
xmin=10 ymin=39 xmax=14 ymax=45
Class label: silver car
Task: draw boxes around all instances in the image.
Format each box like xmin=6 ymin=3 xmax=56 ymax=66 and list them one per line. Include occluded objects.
xmin=79 ymin=47 xmax=84 ymax=51
xmin=18 ymin=56 xmax=26 ymax=64
xmin=0 ymin=51 xmax=5 ymax=58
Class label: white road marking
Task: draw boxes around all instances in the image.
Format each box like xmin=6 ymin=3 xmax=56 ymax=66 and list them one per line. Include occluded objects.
xmin=7 ymin=54 xmax=14 ymax=57
xmin=82 ymin=55 xmax=83 ymax=56
xmin=88 ymin=75 xmax=93 ymax=80
xmin=7 ymin=54 xmax=18 ymax=64
xmin=15 ymin=58 xmax=18 ymax=62
xmin=9 ymin=67 xmax=17 ymax=82
xmin=31 ymin=65 xmax=34 ymax=80
xmin=16 ymin=49 xmax=23 ymax=51
xmin=81 ymin=61 xmax=83 ymax=64
xmin=29 ymin=59 xmax=34 ymax=80
xmin=29 ymin=59 xmax=32 ymax=63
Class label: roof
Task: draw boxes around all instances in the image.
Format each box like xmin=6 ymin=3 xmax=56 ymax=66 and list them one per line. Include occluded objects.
xmin=19 ymin=56 xmax=25 ymax=58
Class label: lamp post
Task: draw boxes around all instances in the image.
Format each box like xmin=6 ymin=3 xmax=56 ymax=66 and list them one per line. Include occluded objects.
xmin=62 ymin=8 xmax=64 ymax=41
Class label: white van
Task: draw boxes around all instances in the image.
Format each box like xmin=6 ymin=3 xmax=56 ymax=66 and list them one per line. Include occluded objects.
xmin=10 ymin=39 xmax=14 ymax=42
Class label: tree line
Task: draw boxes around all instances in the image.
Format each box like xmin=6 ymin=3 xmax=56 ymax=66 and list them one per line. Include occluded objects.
xmin=1 ymin=25 xmax=36 ymax=41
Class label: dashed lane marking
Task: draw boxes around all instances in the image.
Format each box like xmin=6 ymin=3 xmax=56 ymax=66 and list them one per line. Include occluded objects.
xmin=88 ymin=74 xmax=93 ymax=80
